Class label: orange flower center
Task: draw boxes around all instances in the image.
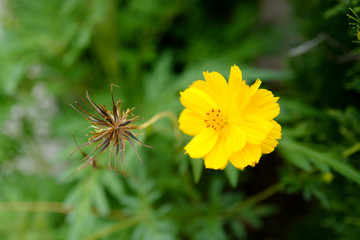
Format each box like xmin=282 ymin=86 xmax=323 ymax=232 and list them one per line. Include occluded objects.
xmin=204 ymin=108 xmax=224 ymax=130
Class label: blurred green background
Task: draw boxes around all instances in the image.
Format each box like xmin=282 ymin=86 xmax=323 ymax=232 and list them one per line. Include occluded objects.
xmin=1 ymin=0 xmax=360 ymax=239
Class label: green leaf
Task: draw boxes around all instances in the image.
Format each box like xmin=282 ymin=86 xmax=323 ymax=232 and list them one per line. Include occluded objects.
xmin=281 ymin=139 xmax=360 ymax=184
xmin=279 ymin=142 xmax=313 ymax=172
xmin=92 ymin=184 xmax=110 ymax=216
xmin=224 ymin=162 xmax=240 ymax=187
xmin=311 ymin=187 xmax=330 ymax=208
xmin=101 ymin=171 xmax=124 ymax=203
xmin=308 ymin=157 xmax=330 ymax=173
xmin=295 ymin=145 xmax=360 ymax=184
xmin=91 ymin=174 xmax=110 ymax=216
xmin=190 ymin=158 xmax=203 ymax=183
xmin=229 ymin=221 xmax=246 ymax=239
xmin=1 ymin=58 xmax=30 ymax=95
xmin=322 ymin=157 xmax=360 ymax=185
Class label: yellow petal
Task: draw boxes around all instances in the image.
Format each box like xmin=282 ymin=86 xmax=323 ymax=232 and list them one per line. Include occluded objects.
xmin=203 ymin=71 xmax=229 ymax=113
xmin=189 ymin=80 xmax=207 ymax=91
xmin=246 ymin=89 xmax=280 ymax=120
xmin=204 ymin=136 xmax=229 ymax=169
xmin=229 ymin=80 xmax=250 ymax=115
xmin=185 ymin=129 xmax=219 ymax=158
xmin=229 ymin=65 xmax=242 ymax=86
xmin=238 ymin=115 xmax=272 ymax=144
xmin=224 ymin=123 xmax=246 ymax=155
xmin=260 ymin=121 xmax=281 ymax=154
xmin=230 ymin=143 xmax=261 ymax=170
xmin=249 ymin=78 xmax=261 ymax=96
xmin=179 ymin=109 xmax=206 ymax=136
xmin=227 ymin=66 xmax=251 ymax=117
xmin=180 ymin=88 xmax=217 ymax=113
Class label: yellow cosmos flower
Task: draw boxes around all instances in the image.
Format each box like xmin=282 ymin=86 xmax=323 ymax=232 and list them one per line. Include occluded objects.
xmin=179 ymin=65 xmax=281 ymax=170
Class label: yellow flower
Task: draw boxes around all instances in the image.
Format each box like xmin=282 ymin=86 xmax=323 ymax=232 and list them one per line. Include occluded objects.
xmin=179 ymin=65 xmax=281 ymax=170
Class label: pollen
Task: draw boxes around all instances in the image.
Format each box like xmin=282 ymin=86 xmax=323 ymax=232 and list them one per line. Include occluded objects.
xmin=204 ymin=109 xmax=224 ymax=130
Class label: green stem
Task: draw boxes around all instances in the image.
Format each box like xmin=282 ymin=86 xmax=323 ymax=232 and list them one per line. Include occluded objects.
xmin=0 ymin=201 xmax=128 ymax=220
xmin=222 ymin=182 xmax=283 ymax=218
xmin=137 ymin=111 xmax=181 ymax=138
xmin=0 ymin=201 xmax=71 ymax=214
xmin=343 ymin=142 xmax=360 ymax=158
xmin=83 ymin=216 xmax=143 ymax=240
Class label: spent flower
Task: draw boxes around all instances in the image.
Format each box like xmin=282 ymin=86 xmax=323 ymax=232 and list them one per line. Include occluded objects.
xmin=70 ymin=85 xmax=150 ymax=174
xmin=179 ymin=65 xmax=281 ymax=170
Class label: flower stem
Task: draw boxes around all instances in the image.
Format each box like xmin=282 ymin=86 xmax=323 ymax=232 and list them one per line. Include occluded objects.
xmin=222 ymin=182 xmax=283 ymax=218
xmin=137 ymin=111 xmax=181 ymax=138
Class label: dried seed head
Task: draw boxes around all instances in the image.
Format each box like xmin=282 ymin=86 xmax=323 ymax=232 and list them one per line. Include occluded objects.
xmin=70 ymin=84 xmax=151 ymax=175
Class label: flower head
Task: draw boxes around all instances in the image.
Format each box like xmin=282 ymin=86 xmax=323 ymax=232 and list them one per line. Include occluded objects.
xmin=70 ymin=85 xmax=150 ymax=174
xmin=179 ymin=65 xmax=281 ymax=170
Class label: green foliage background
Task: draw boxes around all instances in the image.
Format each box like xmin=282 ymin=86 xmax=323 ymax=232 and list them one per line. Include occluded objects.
xmin=0 ymin=0 xmax=360 ymax=239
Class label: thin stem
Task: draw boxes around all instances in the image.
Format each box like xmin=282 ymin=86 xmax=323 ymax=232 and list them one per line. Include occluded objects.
xmin=0 ymin=201 xmax=71 ymax=214
xmin=137 ymin=111 xmax=181 ymax=138
xmin=0 ymin=201 xmax=129 ymax=221
xmin=57 ymin=161 xmax=88 ymax=184
xmin=222 ymin=182 xmax=283 ymax=218
xmin=343 ymin=142 xmax=360 ymax=158
xmin=83 ymin=216 xmax=143 ymax=240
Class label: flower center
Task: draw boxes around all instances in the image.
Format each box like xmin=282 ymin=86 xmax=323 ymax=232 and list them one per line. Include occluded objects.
xmin=204 ymin=108 xmax=224 ymax=130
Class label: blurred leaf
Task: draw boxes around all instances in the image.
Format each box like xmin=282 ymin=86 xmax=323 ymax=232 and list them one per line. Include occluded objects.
xmin=101 ymin=171 xmax=125 ymax=203
xmin=311 ymin=187 xmax=330 ymax=208
xmin=322 ymin=157 xmax=360 ymax=185
xmin=1 ymin=58 xmax=31 ymax=95
xmin=281 ymin=138 xmax=360 ymax=184
xmin=308 ymin=157 xmax=330 ymax=173
xmin=190 ymin=158 xmax=203 ymax=183
xmin=244 ymin=68 xmax=293 ymax=83
xmin=224 ymin=162 xmax=239 ymax=187
xmin=229 ymin=221 xmax=246 ymax=239
xmin=92 ymin=180 xmax=110 ymax=216
xmin=324 ymin=4 xmax=345 ymax=18
xmin=277 ymin=98 xmax=320 ymax=123
xmin=279 ymin=140 xmax=313 ymax=172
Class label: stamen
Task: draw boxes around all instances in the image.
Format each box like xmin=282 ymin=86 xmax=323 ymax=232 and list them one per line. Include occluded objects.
xmin=204 ymin=108 xmax=224 ymax=130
